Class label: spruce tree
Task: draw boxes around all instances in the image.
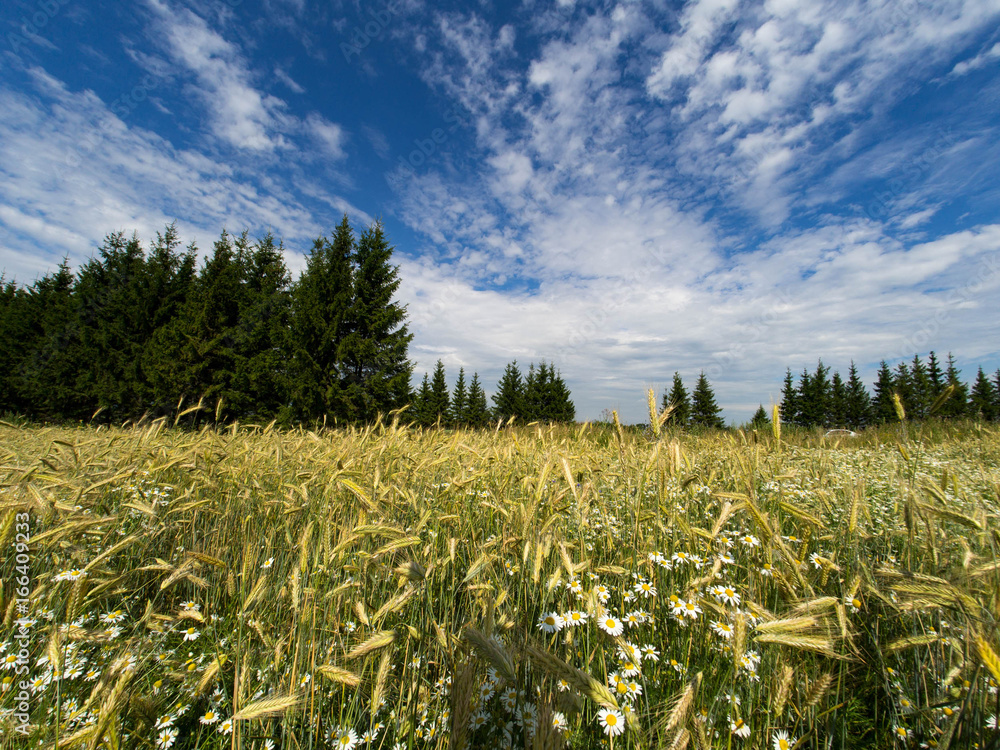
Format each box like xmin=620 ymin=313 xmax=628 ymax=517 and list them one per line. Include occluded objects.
xmin=893 ymin=362 xmax=912 ymax=419
xmin=466 ymin=373 xmax=491 ymax=428
xmin=548 ymin=367 xmax=576 ymax=423
xmin=796 ymin=368 xmax=813 ymax=425
xmin=927 ymin=351 xmax=944 ymax=396
xmin=830 ymin=371 xmax=847 ymax=428
xmin=908 ymin=354 xmax=930 ymax=420
xmin=750 ymin=405 xmax=769 ymax=428
xmin=290 ymin=217 xmax=356 ymax=421
xmin=663 ymin=372 xmax=691 ymax=427
xmin=522 ymin=363 xmax=541 ymax=421
xmin=412 ymin=373 xmax=433 ymax=427
xmin=451 ymin=367 xmax=468 ymax=426
xmin=690 ymin=372 xmax=725 ymax=429
xmin=941 ymin=353 xmax=968 ymax=419
xmin=340 ymin=220 xmax=414 ymax=421
xmin=969 ymin=367 xmax=997 ymax=421
xmin=428 ymin=360 xmax=450 ymax=425
xmin=780 ymin=369 xmax=798 ymax=427
xmin=492 ymin=361 xmax=524 ymax=423
xmin=845 ymin=361 xmax=871 ymax=428
xmin=871 ymin=361 xmax=897 ymax=423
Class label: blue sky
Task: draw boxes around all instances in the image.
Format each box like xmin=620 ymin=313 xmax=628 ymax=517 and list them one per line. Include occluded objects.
xmin=1 ymin=0 xmax=999 ymax=424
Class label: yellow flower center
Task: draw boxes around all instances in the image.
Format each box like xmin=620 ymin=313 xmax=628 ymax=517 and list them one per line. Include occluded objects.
xmin=606 ymin=714 xmax=617 ymax=726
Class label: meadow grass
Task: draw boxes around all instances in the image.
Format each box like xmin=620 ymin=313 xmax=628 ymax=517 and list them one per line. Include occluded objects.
xmin=1 ymin=413 xmax=999 ymax=749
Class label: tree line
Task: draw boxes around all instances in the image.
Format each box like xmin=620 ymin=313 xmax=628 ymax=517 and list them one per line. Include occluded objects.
xmin=0 ymin=219 xmax=414 ymax=424
xmin=778 ymin=353 xmax=1000 ymax=428
xmin=0 ymin=220 xmax=578 ymax=428
xmin=408 ymin=359 xmax=575 ymax=428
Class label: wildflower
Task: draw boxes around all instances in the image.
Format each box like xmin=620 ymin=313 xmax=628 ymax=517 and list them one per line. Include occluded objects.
xmin=155 ymin=715 xmax=175 ymax=730
xmin=893 ymin=725 xmax=911 ymax=741
xmin=808 ymin=553 xmax=823 ymax=569
xmin=731 ymin=718 xmax=751 ymax=738
xmin=200 ymin=710 xmax=219 ymax=725
xmin=597 ymin=708 xmax=626 ymax=737
xmin=261 ymin=557 xmax=274 ymax=569
xmin=742 ymin=535 xmax=760 ymax=548
xmin=759 ymin=563 xmax=773 ymax=576
xmin=594 ymin=584 xmax=611 ymax=602
xmin=156 ymin=727 xmax=179 ymax=749
xmin=671 ymin=551 xmax=690 ymax=565
xmin=712 ymin=620 xmax=734 ymax=640
xmin=469 ymin=711 xmax=489 ymax=731
xmin=218 ymin=719 xmax=234 ymax=735
xmin=684 ymin=600 xmax=702 ymax=620
xmin=715 ymin=585 xmax=741 ymax=607
xmin=986 ymin=714 xmax=998 ymax=729
xmin=899 ymin=696 xmax=915 ymax=714
xmin=564 ymin=610 xmax=588 ymax=627
xmin=620 ymin=660 xmax=642 ymax=678
xmin=598 ymin=616 xmax=624 ymax=637
xmin=300 ymin=673 xmax=311 ymax=687
xmin=182 ymin=627 xmax=200 ymax=642
xmin=773 ymin=730 xmax=796 ymax=750
xmin=55 ymin=569 xmax=88 ymax=582
xmin=623 ymin=611 xmax=643 ymax=629
xmin=642 ymin=644 xmax=660 ymax=662
xmin=846 ymin=596 xmax=862 ymax=612
xmin=100 ymin=610 xmax=126 ymax=624
xmin=537 ymin=612 xmax=565 ymax=633
xmin=567 ymin=579 xmax=584 ymax=596
xmin=180 ymin=601 xmax=200 ymax=612
xmin=2 ymin=654 xmax=18 ymax=670
xmin=633 ymin=580 xmax=657 ymax=599
xmin=552 ymin=711 xmax=568 ymax=731
xmin=719 ymin=553 xmax=735 ymax=566
xmin=557 ymin=678 xmax=570 ymax=692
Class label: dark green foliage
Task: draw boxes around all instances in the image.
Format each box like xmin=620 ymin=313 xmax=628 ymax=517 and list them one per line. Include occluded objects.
xmin=969 ymin=367 xmax=997 ymax=420
xmin=0 ymin=217 xmax=413 ymax=425
xmin=450 ymin=368 xmax=468 ymax=426
xmin=941 ymin=353 xmax=968 ymax=419
xmin=750 ymin=405 xmax=769 ymax=428
xmin=465 ymin=373 xmax=491 ymax=428
xmin=492 ymin=361 xmax=524 ymax=423
xmin=845 ymin=361 xmax=871 ymax=428
xmin=690 ymin=371 xmax=725 ymax=429
xmin=871 ymin=361 xmax=898 ymax=424
xmin=780 ymin=368 xmax=798 ymax=427
xmin=907 ymin=354 xmax=930 ymax=419
xmin=663 ymin=372 xmax=690 ymax=428
xmin=339 ymin=220 xmax=414 ymax=422
xmin=428 ymin=360 xmax=450 ymax=426
xmin=829 ymin=371 xmax=847 ymax=427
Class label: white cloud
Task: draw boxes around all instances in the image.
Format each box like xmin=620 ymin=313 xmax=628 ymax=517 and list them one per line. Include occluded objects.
xmin=949 ymin=41 xmax=1000 ymax=76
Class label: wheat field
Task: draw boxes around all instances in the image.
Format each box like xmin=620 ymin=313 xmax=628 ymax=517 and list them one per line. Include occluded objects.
xmin=1 ymin=407 xmax=999 ymax=749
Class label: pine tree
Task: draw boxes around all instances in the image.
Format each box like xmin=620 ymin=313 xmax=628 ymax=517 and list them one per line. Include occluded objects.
xmin=466 ymin=373 xmax=491 ymax=428
xmin=412 ymin=373 xmax=433 ymax=427
xmin=690 ymin=372 xmax=725 ymax=429
xmin=750 ymin=405 xmax=769 ymax=429
xmin=871 ymin=361 xmax=898 ymax=424
xmin=523 ymin=363 xmax=540 ymax=421
xmin=451 ymin=367 xmax=468 ymax=426
xmin=492 ymin=361 xmax=524 ymax=423
xmin=845 ymin=361 xmax=871 ymax=428
xmin=969 ymin=367 xmax=997 ymax=421
xmin=428 ymin=360 xmax=450 ymax=425
xmin=663 ymin=372 xmax=690 ymax=428
xmin=941 ymin=353 xmax=968 ymax=419
xmin=340 ymin=219 xmax=414 ymax=422
xmin=780 ymin=369 xmax=798 ymax=427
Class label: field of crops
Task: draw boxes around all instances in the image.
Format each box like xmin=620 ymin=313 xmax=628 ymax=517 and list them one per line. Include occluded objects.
xmin=2 ymin=411 xmax=999 ymax=749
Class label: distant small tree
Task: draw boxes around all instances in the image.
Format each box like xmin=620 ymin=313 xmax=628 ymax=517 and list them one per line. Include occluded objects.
xmin=941 ymin=353 xmax=968 ymax=419
xmin=663 ymin=372 xmax=690 ymax=428
xmin=450 ymin=367 xmax=468 ymax=426
xmin=428 ymin=360 xmax=450 ymax=425
xmin=871 ymin=361 xmax=897 ymax=424
xmin=690 ymin=372 xmax=725 ymax=429
xmin=750 ymin=405 xmax=769 ymax=429
xmin=829 ymin=371 xmax=847 ymax=427
xmin=466 ymin=373 xmax=491 ymax=428
xmin=845 ymin=361 xmax=871 ymax=428
xmin=492 ymin=361 xmax=524 ymax=423
xmin=780 ymin=369 xmax=798 ymax=427
xmin=970 ymin=367 xmax=997 ymax=421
